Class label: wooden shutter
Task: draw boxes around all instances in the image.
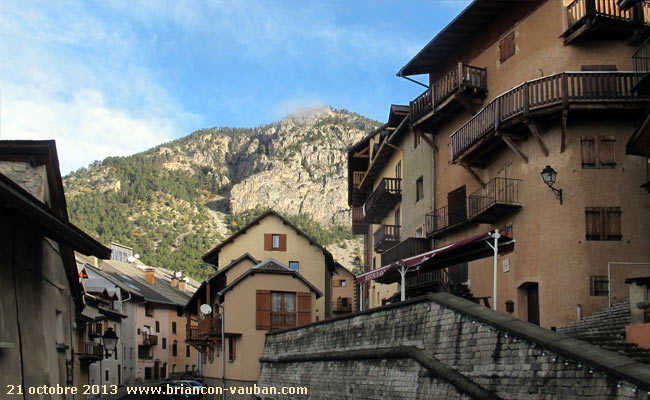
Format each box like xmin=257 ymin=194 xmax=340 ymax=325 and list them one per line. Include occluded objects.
xmin=297 ymin=292 xmax=311 ymax=326
xmin=604 ymin=207 xmax=622 ymax=240
xmin=581 ymin=137 xmax=597 ymax=168
xmin=278 ymin=234 xmax=287 ymax=251
xmin=256 ymin=290 xmax=271 ymax=330
xmin=585 ymin=207 xmax=602 ymax=240
xmin=499 ymin=32 xmax=515 ymax=63
xmin=599 ymin=137 xmax=616 ymax=168
xmin=264 ymin=234 xmax=273 ymax=251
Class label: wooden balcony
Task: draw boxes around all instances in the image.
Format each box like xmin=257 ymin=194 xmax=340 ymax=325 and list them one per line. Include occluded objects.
xmin=450 ymin=72 xmax=649 ymax=166
xmin=427 ymin=178 xmax=522 ymax=238
xmin=374 ymin=224 xmax=400 ymax=253
xmin=78 ymin=342 xmax=104 ymax=361
xmin=352 ymin=206 xmax=368 ymax=235
xmin=198 ymin=315 xmax=222 ymax=337
xmin=353 ymin=171 xmax=366 ymax=188
xmin=364 ymin=178 xmax=401 ymax=223
xmin=564 ymin=0 xmax=650 ymax=44
xmin=381 ymin=237 xmax=431 ymax=268
xmin=332 ymin=298 xmax=353 ymax=313
xmin=406 ymin=269 xmax=450 ymax=293
xmin=411 ymin=62 xmax=488 ymax=127
xmin=142 ymin=333 xmax=158 ymax=346
xmin=634 ymin=37 xmax=650 ymax=93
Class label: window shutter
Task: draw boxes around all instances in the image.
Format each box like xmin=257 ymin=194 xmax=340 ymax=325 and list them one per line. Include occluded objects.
xmin=599 ymin=137 xmax=616 ymax=168
xmin=297 ymin=292 xmax=311 ymax=326
xmin=256 ymin=290 xmax=271 ymax=330
xmin=264 ymin=234 xmax=272 ymax=251
xmin=585 ymin=207 xmax=602 ymax=240
xmin=605 ymin=207 xmax=622 ymax=240
xmin=278 ymin=234 xmax=287 ymax=251
xmin=499 ymin=32 xmax=515 ymax=62
xmin=581 ymin=137 xmax=596 ymax=168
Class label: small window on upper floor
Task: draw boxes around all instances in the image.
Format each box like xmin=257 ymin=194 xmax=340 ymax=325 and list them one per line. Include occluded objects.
xmin=264 ymin=234 xmax=287 ymax=251
xmin=581 ymin=137 xmax=616 ymax=169
xmin=499 ymin=32 xmax=515 ymax=63
xmin=416 ymin=176 xmax=424 ymax=202
xmin=289 ymin=261 xmax=299 ymax=272
xmin=340 ymin=280 xmax=347 ymax=287
xmin=414 ymin=131 xmax=421 ymax=149
xmin=415 ymin=227 xmax=423 ymax=238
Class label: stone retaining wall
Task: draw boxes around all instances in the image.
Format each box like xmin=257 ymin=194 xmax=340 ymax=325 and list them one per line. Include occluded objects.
xmin=257 ymin=293 xmax=650 ymax=399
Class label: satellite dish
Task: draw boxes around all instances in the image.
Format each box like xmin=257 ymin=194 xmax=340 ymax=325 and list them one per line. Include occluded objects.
xmin=127 ymin=256 xmax=136 ymax=263
xmin=174 ymin=271 xmax=182 ymax=278
xmin=200 ymin=304 xmax=212 ymax=315
xmin=135 ymin=254 xmax=140 ymax=259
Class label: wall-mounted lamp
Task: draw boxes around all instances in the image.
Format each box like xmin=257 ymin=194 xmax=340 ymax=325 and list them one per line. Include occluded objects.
xmin=540 ymin=165 xmax=563 ymax=204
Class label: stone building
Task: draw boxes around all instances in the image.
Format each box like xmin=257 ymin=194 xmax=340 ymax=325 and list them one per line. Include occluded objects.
xmin=0 ymin=140 xmax=111 ymax=398
xmin=349 ymin=0 xmax=650 ymax=328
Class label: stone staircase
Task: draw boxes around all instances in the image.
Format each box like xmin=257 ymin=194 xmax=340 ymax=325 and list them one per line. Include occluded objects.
xmin=557 ymin=299 xmax=650 ymax=364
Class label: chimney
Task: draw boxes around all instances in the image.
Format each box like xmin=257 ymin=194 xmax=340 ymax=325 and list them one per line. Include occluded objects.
xmin=145 ymin=268 xmax=155 ymax=285
xmin=178 ymin=276 xmax=187 ymax=293
xmin=170 ymin=276 xmax=178 ymax=288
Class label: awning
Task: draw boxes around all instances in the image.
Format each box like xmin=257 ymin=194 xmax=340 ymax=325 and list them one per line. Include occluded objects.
xmin=356 ymin=231 xmax=514 ymax=285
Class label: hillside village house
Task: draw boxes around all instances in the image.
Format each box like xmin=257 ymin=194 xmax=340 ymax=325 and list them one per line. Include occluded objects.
xmin=185 ymin=256 xmax=321 ymax=391
xmin=332 ymin=264 xmax=356 ymax=316
xmin=0 ymin=140 xmax=112 ymax=397
xmin=350 ymin=0 xmax=650 ymax=329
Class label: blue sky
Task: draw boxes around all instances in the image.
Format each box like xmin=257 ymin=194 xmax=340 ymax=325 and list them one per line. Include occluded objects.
xmin=0 ymin=0 xmax=470 ymax=174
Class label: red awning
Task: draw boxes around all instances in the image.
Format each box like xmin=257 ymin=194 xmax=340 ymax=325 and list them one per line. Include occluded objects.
xmin=356 ymin=231 xmax=514 ymax=284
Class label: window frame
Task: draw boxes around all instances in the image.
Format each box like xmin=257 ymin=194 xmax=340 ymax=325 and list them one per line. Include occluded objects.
xmin=416 ymin=176 xmax=424 ymax=202
xmin=270 ymin=291 xmax=297 ymax=330
xmin=289 ymin=261 xmax=299 ymax=272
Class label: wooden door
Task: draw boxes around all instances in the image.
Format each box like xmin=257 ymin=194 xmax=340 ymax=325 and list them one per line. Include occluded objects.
xmin=527 ymin=284 xmax=540 ymax=326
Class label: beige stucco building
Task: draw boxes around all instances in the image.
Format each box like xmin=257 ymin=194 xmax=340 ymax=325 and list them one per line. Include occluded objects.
xmin=350 ymin=0 xmax=650 ymax=329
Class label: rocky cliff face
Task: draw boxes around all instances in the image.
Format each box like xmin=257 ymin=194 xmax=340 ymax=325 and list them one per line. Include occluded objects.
xmin=63 ymin=106 xmax=377 ymax=278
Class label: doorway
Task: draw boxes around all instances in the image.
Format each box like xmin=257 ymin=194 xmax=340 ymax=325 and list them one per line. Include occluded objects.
xmin=153 ymin=361 xmax=160 ymax=380
xmin=519 ymin=282 xmax=540 ymax=325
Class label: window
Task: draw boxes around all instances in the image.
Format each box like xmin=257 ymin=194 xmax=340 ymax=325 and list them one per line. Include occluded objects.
xmin=172 ymin=364 xmax=176 ymax=373
xmin=340 ymin=280 xmax=346 ymax=287
xmin=271 ymin=292 xmax=296 ymax=329
xmin=145 ymin=303 xmax=154 ymax=317
xmin=590 ymin=276 xmax=609 ymax=296
xmin=186 ymin=344 xmax=190 ymax=358
xmin=110 ymin=243 xmax=133 ymax=262
xmin=155 ymin=321 xmax=159 ymax=332
xmin=172 ymin=321 xmax=176 ymax=335
xmin=106 ymin=370 xmax=109 ymax=382
xmin=137 ymin=329 xmax=140 ymax=335
xmin=415 ymin=227 xmax=423 ymax=238
xmin=228 ymin=337 xmax=236 ymax=362
xmin=581 ymin=136 xmax=616 ymax=169
xmin=414 ymin=131 xmax=421 ymax=149
xmin=177 ymin=307 xmax=184 ymax=317
xmin=499 ymin=31 xmax=515 ymax=63
xmin=264 ymin=233 xmax=287 ymax=251
xmin=586 ymin=207 xmax=622 ymax=241
xmin=416 ymin=176 xmax=424 ymax=202
xmin=162 ymin=338 xmax=166 ymax=349
xmin=172 ymin=340 xmax=178 ymax=357
xmin=289 ymin=261 xmax=299 ymax=272
xmin=138 ymin=346 xmax=151 ymax=359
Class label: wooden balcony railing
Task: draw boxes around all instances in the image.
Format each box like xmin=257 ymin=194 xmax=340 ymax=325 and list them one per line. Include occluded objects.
xmin=411 ymin=62 xmax=488 ymax=122
xmin=332 ymin=299 xmax=352 ymax=312
xmin=406 ymin=269 xmax=450 ymax=293
xmin=364 ymin=178 xmax=401 ymax=223
xmin=381 ymin=237 xmax=431 ymax=267
xmin=567 ymin=0 xmax=642 ymax=26
xmin=374 ymin=224 xmax=400 ymax=253
xmin=79 ymin=342 xmax=104 ymax=359
xmin=450 ymin=72 xmax=646 ymax=162
xmin=187 ymin=326 xmax=199 ymax=341
xmin=353 ymin=171 xmax=366 ymax=188
xmin=198 ymin=315 xmax=222 ymax=337
xmin=142 ymin=333 xmax=158 ymax=346
xmin=270 ymin=312 xmax=296 ymax=330
xmin=468 ymin=178 xmax=522 ymax=220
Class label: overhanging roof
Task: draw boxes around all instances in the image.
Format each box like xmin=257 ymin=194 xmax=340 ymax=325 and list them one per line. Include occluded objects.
xmin=356 ymin=231 xmax=514 ymax=284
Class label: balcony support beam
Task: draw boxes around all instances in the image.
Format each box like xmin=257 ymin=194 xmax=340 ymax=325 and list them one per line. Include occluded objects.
xmin=498 ymin=132 xmax=529 ymax=163
xmin=460 ymin=163 xmax=486 ymax=187
xmin=417 ymin=130 xmax=438 ymax=152
xmin=526 ymin=120 xmax=549 ymax=157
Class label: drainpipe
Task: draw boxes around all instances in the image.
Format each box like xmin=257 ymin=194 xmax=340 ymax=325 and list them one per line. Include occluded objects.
xmin=217 ymin=301 xmax=225 ymax=400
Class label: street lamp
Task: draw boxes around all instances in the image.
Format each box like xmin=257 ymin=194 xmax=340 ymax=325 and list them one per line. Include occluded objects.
xmin=102 ymin=327 xmax=119 ymax=358
xmin=540 ymin=165 xmax=563 ymax=204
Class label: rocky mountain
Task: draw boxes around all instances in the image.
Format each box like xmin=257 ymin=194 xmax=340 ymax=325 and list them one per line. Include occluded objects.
xmin=64 ymin=106 xmax=378 ymax=279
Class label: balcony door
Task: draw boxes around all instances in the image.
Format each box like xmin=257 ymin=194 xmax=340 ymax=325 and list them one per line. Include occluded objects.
xmin=395 ymin=161 xmax=401 ymax=180
xmin=448 ymin=186 xmax=467 ymax=226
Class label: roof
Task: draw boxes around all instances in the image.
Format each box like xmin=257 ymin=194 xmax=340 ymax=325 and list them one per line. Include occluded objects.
xmin=217 ymin=258 xmax=323 ymax=298
xmin=202 ymin=210 xmax=336 ymax=272
xmin=99 ymin=259 xmax=192 ymax=307
xmin=334 ymin=262 xmax=357 ymax=278
xmin=397 ymin=0 xmax=545 ymax=77
xmin=387 ymin=105 xmax=409 ymax=128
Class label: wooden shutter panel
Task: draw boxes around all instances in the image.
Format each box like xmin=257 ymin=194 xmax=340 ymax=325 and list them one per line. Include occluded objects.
xmin=278 ymin=234 xmax=287 ymax=251
xmin=297 ymin=292 xmax=311 ymax=326
xmin=599 ymin=137 xmax=616 ymax=168
xmin=605 ymin=207 xmax=622 ymax=240
xmin=581 ymin=137 xmax=596 ymax=168
xmin=499 ymin=32 xmax=515 ymax=62
xmin=256 ymin=290 xmax=271 ymax=330
xmin=585 ymin=207 xmax=602 ymax=240
xmin=264 ymin=234 xmax=272 ymax=251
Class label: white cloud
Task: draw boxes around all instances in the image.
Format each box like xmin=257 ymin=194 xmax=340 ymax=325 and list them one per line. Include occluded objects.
xmin=272 ymin=98 xmax=326 ymax=120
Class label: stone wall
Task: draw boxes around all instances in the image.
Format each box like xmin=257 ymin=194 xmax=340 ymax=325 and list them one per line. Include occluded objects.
xmin=258 ymin=293 xmax=650 ymax=399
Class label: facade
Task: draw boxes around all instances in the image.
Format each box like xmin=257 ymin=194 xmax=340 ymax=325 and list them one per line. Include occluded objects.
xmin=332 ymin=264 xmax=356 ymax=315
xmin=0 ymin=140 xmax=111 ymax=399
xmin=185 ymin=256 xmax=321 ymax=391
xmin=202 ymin=210 xmax=337 ymax=320
xmin=350 ymin=0 xmax=650 ymax=328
